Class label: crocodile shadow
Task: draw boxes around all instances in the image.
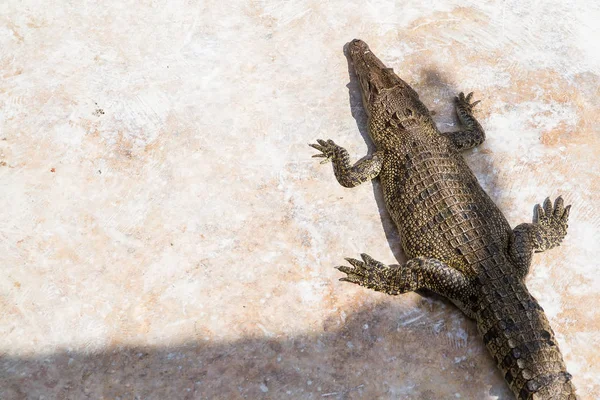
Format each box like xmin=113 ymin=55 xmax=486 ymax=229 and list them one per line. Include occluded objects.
xmin=0 ymin=301 xmax=509 ymax=399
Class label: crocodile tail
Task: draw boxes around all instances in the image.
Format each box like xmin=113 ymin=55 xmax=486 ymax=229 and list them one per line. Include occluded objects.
xmin=475 ymin=278 xmax=576 ymax=399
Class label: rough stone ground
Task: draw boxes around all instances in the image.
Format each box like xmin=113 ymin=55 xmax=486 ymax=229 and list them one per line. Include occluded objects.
xmin=1 ymin=1 xmax=599 ymax=398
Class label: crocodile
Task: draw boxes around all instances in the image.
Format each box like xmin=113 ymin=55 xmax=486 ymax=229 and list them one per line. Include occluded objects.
xmin=310 ymin=39 xmax=576 ymax=399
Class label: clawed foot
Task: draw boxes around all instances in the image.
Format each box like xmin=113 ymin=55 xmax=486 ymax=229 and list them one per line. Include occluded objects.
xmin=309 ymin=139 xmax=342 ymax=164
xmin=456 ymin=91 xmax=481 ymax=111
xmin=533 ymin=196 xmax=571 ymax=252
xmin=336 ymin=253 xmax=415 ymax=295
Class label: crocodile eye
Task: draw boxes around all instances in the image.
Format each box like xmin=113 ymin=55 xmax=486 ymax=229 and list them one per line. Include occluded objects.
xmin=406 ymin=108 xmax=413 ymax=116
xmin=540 ymin=330 xmax=552 ymax=340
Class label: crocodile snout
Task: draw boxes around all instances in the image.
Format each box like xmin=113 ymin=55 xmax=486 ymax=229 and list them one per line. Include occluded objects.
xmin=348 ymin=39 xmax=370 ymax=55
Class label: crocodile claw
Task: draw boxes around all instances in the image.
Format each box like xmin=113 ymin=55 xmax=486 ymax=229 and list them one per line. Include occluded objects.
xmin=532 ymin=196 xmax=571 ymax=252
xmin=456 ymin=91 xmax=481 ymax=110
xmin=534 ymin=196 xmax=571 ymax=225
xmin=336 ymin=253 xmax=397 ymax=291
xmin=309 ymin=139 xmax=340 ymax=164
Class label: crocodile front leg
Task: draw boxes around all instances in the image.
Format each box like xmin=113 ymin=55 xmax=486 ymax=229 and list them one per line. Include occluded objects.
xmin=336 ymin=254 xmax=474 ymax=303
xmin=443 ymin=92 xmax=485 ymax=150
xmin=310 ymin=139 xmax=383 ymax=188
xmin=509 ymin=196 xmax=571 ymax=279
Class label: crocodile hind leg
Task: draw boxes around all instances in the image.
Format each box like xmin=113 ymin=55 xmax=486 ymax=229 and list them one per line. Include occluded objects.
xmin=509 ymin=196 xmax=571 ymax=279
xmin=309 ymin=139 xmax=383 ymax=188
xmin=336 ymin=254 xmax=474 ymax=303
xmin=443 ymin=92 xmax=485 ymax=150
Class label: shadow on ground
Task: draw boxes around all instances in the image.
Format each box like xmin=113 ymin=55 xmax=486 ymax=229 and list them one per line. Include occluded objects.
xmin=0 ymin=302 xmax=511 ymax=399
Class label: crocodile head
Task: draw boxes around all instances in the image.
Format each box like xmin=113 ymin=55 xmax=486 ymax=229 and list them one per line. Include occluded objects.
xmin=347 ymin=39 xmax=418 ymax=117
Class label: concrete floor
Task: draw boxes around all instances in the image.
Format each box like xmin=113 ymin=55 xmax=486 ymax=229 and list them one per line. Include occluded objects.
xmin=1 ymin=0 xmax=599 ymax=399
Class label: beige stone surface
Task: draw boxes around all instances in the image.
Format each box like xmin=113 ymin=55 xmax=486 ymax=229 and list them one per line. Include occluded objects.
xmin=1 ymin=1 xmax=599 ymax=399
